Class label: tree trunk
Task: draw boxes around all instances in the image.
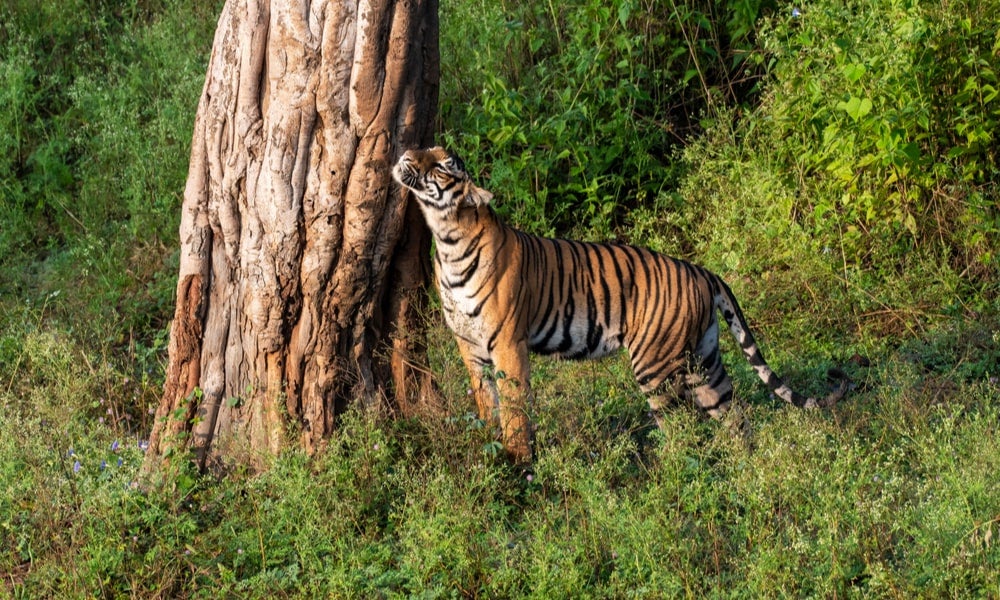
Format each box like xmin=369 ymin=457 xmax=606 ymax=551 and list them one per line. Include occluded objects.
xmin=146 ymin=0 xmax=440 ymax=471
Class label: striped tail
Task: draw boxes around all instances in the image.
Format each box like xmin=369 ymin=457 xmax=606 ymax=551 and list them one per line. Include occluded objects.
xmin=713 ymin=276 xmax=848 ymax=409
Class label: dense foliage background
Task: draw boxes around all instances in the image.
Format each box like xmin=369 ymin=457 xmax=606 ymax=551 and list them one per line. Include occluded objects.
xmin=1 ymin=0 xmax=998 ymax=597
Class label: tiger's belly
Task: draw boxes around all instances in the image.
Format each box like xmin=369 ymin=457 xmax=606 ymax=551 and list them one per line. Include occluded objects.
xmin=526 ymin=302 xmax=623 ymax=360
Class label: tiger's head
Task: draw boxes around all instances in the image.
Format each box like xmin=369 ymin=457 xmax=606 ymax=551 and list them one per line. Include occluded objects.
xmin=392 ymin=147 xmax=493 ymax=214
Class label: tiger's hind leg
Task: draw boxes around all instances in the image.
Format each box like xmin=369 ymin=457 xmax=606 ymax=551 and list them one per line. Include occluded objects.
xmin=684 ymin=366 xmax=733 ymax=419
xmin=687 ymin=364 xmax=755 ymax=449
xmin=634 ymin=356 xmax=688 ymax=430
xmin=631 ymin=314 xmax=734 ymax=427
xmin=688 ymin=322 xmax=754 ymax=447
xmin=640 ymin=366 xmax=733 ymax=426
xmin=686 ymin=314 xmax=733 ymax=419
xmin=635 ymin=323 xmax=734 ymax=425
xmin=643 ymin=379 xmax=684 ymax=430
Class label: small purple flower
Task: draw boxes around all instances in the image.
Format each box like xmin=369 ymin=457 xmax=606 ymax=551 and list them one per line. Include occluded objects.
xmin=100 ymin=460 xmax=107 ymax=471
xmin=73 ymin=460 xmax=81 ymax=473
xmin=111 ymin=440 xmax=120 ymax=452
xmin=117 ymin=457 xmax=124 ymax=467
xmin=373 ymin=443 xmax=380 ymax=451
xmin=526 ymin=474 xmax=534 ymax=482
xmin=138 ymin=440 xmax=149 ymax=452
xmin=67 ymin=448 xmax=75 ymax=457
xmin=792 ymin=7 xmax=801 ymax=18
xmin=98 ymin=417 xmax=105 ymax=424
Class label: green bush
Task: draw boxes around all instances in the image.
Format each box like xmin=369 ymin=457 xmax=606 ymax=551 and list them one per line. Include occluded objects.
xmin=756 ymin=0 xmax=999 ymax=275
xmin=439 ymin=0 xmax=768 ymax=238
xmin=0 ymin=0 xmax=218 ymax=339
xmin=650 ymin=0 xmax=1000 ymax=347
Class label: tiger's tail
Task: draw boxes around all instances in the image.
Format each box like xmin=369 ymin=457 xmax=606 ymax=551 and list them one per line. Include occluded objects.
xmin=712 ymin=276 xmax=849 ymax=409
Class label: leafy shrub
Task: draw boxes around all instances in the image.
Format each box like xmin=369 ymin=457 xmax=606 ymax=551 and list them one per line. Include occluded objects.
xmin=0 ymin=0 xmax=218 ymax=339
xmin=439 ymin=0 xmax=768 ymax=238
xmin=757 ymin=0 xmax=999 ymax=277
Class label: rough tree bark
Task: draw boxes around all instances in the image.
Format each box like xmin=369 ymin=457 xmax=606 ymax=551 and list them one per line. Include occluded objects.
xmin=146 ymin=0 xmax=440 ymax=471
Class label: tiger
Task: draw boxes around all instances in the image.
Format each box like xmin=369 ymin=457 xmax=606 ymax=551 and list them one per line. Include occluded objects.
xmin=392 ymin=146 xmax=848 ymax=462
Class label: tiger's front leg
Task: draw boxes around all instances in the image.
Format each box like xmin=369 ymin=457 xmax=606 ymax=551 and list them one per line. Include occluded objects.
xmin=456 ymin=338 xmax=499 ymax=426
xmin=491 ymin=338 xmax=534 ymax=463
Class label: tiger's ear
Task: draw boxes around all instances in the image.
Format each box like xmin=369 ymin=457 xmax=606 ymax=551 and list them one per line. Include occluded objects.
xmin=463 ymin=183 xmax=493 ymax=207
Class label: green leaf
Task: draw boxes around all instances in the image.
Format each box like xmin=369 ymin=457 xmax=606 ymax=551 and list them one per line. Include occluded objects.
xmin=899 ymin=142 xmax=921 ymax=164
xmin=618 ymin=2 xmax=631 ymax=27
xmin=529 ymin=35 xmax=544 ymax=54
xmin=842 ymin=63 xmax=866 ymax=82
xmin=837 ymin=96 xmax=873 ymax=122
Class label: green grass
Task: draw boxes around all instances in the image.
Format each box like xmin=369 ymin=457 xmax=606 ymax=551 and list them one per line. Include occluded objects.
xmin=2 ymin=0 xmax=1000 ymax=597
xmin=3 ymin=313 xmax=1000 ymax=597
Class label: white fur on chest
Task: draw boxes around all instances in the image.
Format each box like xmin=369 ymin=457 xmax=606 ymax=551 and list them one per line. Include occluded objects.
xmin=435 ymin=268 xmax=490 ymax=347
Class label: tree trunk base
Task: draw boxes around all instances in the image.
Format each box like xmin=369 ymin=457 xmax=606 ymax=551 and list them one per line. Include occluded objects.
xmin=145 ymin=0 xmax=440 ymax=473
